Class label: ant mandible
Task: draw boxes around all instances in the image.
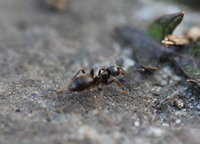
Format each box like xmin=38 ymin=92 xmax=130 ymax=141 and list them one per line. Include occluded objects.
xmin=56 ymin=65 xmax=144 ymax=93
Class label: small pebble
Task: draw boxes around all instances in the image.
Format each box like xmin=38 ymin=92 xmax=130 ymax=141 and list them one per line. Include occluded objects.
xmin=134 ymin=121 xmax=140 ymax=127
xmin=176 ymin=119 xmax=181 ymax=124
xmin=45 ymin=0 xmax=68 ymax=11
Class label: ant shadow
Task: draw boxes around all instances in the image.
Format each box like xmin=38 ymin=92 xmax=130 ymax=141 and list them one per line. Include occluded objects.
xmin=48 ymin=85 xmax=135 ymax=114
xmin=51 ymin=89 xmax=105 ymax=113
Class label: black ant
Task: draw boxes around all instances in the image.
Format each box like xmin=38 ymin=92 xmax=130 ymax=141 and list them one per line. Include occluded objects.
xmin=56 ymin=65 xmax=144 ymax=93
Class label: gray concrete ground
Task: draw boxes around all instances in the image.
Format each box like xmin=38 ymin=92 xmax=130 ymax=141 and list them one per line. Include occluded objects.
xmin=0 ymin=0 xmax=200 ymax=144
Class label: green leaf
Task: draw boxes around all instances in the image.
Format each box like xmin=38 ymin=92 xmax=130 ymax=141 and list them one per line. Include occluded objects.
xmin=114 ymin=13 xmax=200 ymax=84
xmin=182 ymin=65 xmax=200 ymax=81
xmin=147 ymin=12 xmax=184 ymax=42
xmin=189 ymin=39 xmax=200 ymax=57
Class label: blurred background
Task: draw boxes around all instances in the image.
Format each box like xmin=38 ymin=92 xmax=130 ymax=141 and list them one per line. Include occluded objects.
xmin=0 ymin=0 xmax=200 ymax=144
xmin=0 ymin=0 xmax=200 ymax=77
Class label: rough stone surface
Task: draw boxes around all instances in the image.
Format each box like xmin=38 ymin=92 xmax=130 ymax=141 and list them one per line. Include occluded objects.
xmin=0 ymin=0 xmax=200 ymax=144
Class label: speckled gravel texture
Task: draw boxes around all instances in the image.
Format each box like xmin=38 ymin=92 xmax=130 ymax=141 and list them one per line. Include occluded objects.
xmin=0 ymin=0 xmax=200 ymax=144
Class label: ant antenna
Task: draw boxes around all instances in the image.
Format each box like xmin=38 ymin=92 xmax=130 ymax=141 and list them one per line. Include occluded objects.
xmin=126 ymin=68 xmax=145 ymax=74
xmin=108 ymin=54 xmax=120 ymax=66
xmin=108 ymin=43 xmax=123 ymax=66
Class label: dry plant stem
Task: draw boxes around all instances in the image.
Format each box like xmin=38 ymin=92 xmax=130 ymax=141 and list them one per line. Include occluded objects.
xmin=162 ymin=35 xmax=190 ymax=46
xmin=187 ymin=79 xmax=200 ymax=86
xmin=160 ymin=89 xmax=184 ymax=105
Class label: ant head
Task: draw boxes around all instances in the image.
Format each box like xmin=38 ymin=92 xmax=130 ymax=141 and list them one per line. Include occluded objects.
xmin=106 ymin=65 xmax=126 ymax=76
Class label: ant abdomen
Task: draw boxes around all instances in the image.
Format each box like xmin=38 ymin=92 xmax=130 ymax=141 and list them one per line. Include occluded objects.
xmin=68 ymin=75 xmax=94 ymax=92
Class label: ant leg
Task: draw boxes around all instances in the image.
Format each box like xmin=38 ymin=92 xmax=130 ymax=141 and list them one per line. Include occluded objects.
xmin=106 ymin=78 xmax=128 ymax=94
xmin=90 ymin=69 xmax=95 ymax=78
xmin=98 ymin=85 xmax=102 ymax=91
xmin=57 ymin=69 xmax=87 ymax=93
xmin=72 ymin=69 xmax=87 ymax=80
xmin=56 ymin=87 xmax=69 ymax=93
xmin=127 ymin=68 xmax=145 ymax=74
